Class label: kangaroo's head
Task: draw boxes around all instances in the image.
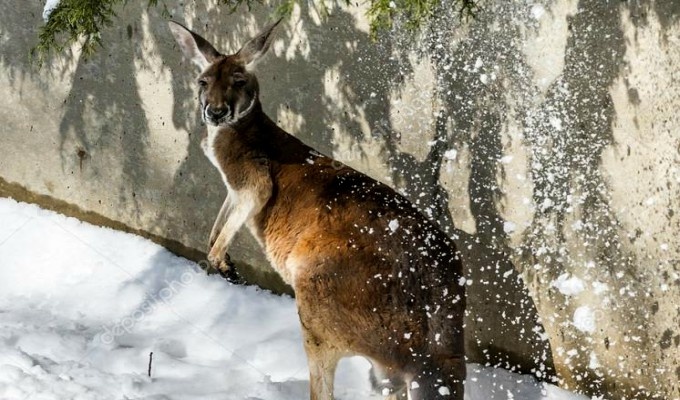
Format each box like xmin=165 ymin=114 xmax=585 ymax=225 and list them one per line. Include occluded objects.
xmin=169 ymin=20 xmax=280 ymax=127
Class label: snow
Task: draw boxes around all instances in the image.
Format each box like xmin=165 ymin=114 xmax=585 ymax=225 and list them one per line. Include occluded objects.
xmin=573 ymin=306 xmax=596 ymax=334
xmin=0 ymin=197 xmax=587 ymax=400
xmin=388 ymin=218 xmax=399 ymax=232
xmin=551 ymin=273 xmax=585 ymax=296
xmin=42 ymin=0 xmax=61 ymax=21
xmin=548 ymin=116 xmax=563 ymax=131
xmin=592 ymin=281 xmax=608 ymax=295
xmin=503 ymin=221 xmax=517 ymax=234
xmin=530 ymin=4 xmax=546 ymax=20
xmin=444 ymin=148 xmax=458 ymax=161
xmin=500 ymin=155 xmax=514 ymax=164
xmin=474 ymin=58 xmax=483 ymax=69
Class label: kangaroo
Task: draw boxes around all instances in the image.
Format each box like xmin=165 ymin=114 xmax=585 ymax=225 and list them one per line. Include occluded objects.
xmin=169 ymin=19 xmax=466 ymax=400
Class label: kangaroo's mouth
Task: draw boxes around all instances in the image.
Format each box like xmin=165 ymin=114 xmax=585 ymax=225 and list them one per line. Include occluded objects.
xmin=207 ymin=114 xmax=231 ymax=126
xmin=201 ymin=92 xmax=257 ymax=126
xmin=202 ymin=106 xmax=231 ymax=126
xmin=203 ymin=95 xmax=258 ymax=127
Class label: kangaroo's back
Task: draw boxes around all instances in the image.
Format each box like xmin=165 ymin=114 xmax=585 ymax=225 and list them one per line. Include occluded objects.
xmin=169 ymin=19 xmax=465 ymax=400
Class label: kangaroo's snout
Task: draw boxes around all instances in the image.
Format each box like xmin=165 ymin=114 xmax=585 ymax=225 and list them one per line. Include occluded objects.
xmin=204 ymin=105 xmax=229 ymax=124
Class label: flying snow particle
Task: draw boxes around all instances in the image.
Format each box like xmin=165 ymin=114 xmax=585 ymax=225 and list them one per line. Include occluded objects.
xmin=43 ymin=0 xmax=62 ymax=21
xmin=500 ymin=155 xmax=514 ymax=164
xmin=443 ymin=149 xmax=458 ymax=161
xmin=474 ymin=58 xmax=483 ymax=69
xmin=458 ymin=277 xmax=467 ymax=286
xmin=531 ymin=4 xmax=545 ymax=20
xmin=404 ymin=332 xmax=412 ymax=340
xmin=540 ymin=198 xmax=553 ymax=211
xmin=438 ymin=386 xmax=451 ymax=395
xmin=480 ymin=74 xmax=489 ymax=84
xmin=388 ymin=219 xmax=399 ymax=232
xmin=571 ymin=220 xmax=583 ymax=231
xmin=503 ymin=221 xmax=516 ymax=234
xmin=411 ymin=381 xmax=420 ymax=389
xmin=573 ymin=306 xmax=596 ymax=334
xmin=551 ymin=274 xmax=585 ymax=296
xmin=592 ymin=281 xmax=608 ymax=295
xmin=549 ymin=116 xmax=563 ymax=131
xmin=588 ymin=352 xmax=600 ymax=369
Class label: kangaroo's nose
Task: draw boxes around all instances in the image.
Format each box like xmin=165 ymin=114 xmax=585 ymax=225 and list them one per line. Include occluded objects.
xmin=206 ymin=106 xmax=228 ymax=120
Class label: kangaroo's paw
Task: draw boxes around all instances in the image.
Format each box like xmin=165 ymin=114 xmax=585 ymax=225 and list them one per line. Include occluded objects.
xmin=208 ymin=252 xmax=240 ymax=283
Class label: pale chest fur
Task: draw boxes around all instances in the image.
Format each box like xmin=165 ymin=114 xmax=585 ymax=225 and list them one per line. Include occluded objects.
xmin=201 ymin=125 xmax=235 ymax=194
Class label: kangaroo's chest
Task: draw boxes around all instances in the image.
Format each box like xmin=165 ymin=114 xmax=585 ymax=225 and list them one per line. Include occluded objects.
xmin=202 ymin=126 xmax=238 ymax=191
xmin=201 ymin=128 xmax=222 ymax=170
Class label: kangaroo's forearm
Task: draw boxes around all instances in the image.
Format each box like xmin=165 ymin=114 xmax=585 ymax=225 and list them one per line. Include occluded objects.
xmin=209 ymin=196 xmax=231 ymax=249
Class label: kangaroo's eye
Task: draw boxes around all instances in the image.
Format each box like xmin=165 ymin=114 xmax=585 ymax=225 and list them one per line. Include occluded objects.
xmin=233 ymin=73 xmax=247 ymax=87
xmin=198 ymin=79 xmax=208 ymax=88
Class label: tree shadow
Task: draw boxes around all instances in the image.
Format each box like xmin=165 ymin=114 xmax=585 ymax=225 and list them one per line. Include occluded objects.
xmin=0 ymin=4 xmax=57 ymax=85
xmin=54 ymin=2 xmax=158 ymax=219
xmin=517 ymin=0 xmax=680 ymax=397
xmin=350 ymin=2 xmax=558 ymax=378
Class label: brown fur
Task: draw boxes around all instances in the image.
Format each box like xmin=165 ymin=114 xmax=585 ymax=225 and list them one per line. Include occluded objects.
xmin=169 ymin=20 xmax=466 ymax=399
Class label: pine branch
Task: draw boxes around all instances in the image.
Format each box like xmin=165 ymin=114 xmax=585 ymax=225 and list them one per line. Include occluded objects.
xmin=32 ymin=0 xmax=478 ymax=65
xmin=368 ymin=0 xmax=478 ymax=36
xmin=32 ymin=0 xmax=127 ymax=66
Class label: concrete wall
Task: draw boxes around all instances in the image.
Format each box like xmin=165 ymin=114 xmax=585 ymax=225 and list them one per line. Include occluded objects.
xmin=0 ymin=0 xmax=678 ymax=398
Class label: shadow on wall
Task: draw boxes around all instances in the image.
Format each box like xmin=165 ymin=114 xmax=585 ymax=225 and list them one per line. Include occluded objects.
xmin=57 ymin=3 xmax=152 ymax=220
xmin=518 ymin=0 xmax=679 ymax=397
xmin=0 ymin=9 xmax=30 ymax=78
xmin=360 ymin=0 xmax=680 ymax=398
xmin=385 ymin=2 xmax=557 ymax=377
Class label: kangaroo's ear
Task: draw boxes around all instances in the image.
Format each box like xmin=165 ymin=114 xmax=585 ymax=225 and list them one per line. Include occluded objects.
xmin=236 ymin=19 xmax=282 ymax=66
xmin=169 ymin=21 xmax=220 ymax=69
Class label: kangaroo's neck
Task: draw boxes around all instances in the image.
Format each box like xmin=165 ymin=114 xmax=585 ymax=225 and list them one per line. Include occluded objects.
xmin=203 ymin=101 xmax=311 ymax=174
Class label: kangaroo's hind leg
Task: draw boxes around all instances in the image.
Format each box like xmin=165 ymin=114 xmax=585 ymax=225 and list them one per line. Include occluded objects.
xmin=302 ymin=332 xmax=342 ymax=400
xmin=297 ymin=315 xmax=343 ymax=400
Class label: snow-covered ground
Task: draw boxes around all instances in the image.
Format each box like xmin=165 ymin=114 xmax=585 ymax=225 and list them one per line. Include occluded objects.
xmin=0 ymin=197 xmax=585 ymax=400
